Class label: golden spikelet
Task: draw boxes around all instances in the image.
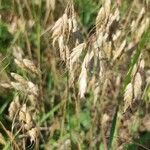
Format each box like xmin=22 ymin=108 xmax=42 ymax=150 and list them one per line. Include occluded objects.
xmin=124 ymin=83 xmax=133 ymax=112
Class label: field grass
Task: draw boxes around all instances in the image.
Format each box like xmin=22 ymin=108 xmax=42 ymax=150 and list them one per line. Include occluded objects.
xmin=0 ymin=0 xmax=150 ymax=149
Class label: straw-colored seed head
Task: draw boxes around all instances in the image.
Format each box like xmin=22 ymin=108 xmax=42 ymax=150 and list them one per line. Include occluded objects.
xmin=0 ymin=83 xmax=11 ymax=88
xmin=101 ymin=113 xmax=109 ymax=125
xmin=23 ymin=59 xmax=38 ymax=74
xmin=25 ymin=112 xmax=32 ymax=124
xmin=134 ymin=72 xmax=142 ymax=99
xmin=113 ymin=40 xmax=126 ymax=61
xmin=8 ymin=96 xmax=20 ymax=119
xmin=124 ymin=83 xmax=133 ymax=112
xmin=139 ymin=59 xmax=145 ymax=70
xmin=70 ymin=43 xmax=85 ymax=71
xmin=104 ymin=0 xmax=111 ymax=18
xmin=27 ymin=81 xmax=39 ymax=96
xmin=19 ymin=111 xmax=26 ymax=122
xmin=79 ymin=69 xmax=87 ymax=98
xmin=11 ymin=82 xmax=26 ymax=92
xmin=11 ymin=73 xmax=26 ymax=84
xmin=28 ymin=127 xmax=38 ymax=143
xmin=24 ymin=122 xmax=33 ymax=131
xmin=12 ymin=46 xmax=24 ymax=61
xmin=14 ymin=59 xmax=25 ymax=69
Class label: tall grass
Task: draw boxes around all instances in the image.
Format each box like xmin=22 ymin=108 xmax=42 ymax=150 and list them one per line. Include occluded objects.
xmin=0 ymin=0 xmax=150 ymax=149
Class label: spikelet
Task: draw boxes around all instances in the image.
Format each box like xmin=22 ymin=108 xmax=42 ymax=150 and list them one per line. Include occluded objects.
xmin=8 ymin=95 xmax=20 ymax=119
xmin=27 ymin=81 xmax=39 ymax=96
xmin=69 ymin=43 xmax=86 ymax=71
xmin=0 ymin=83 xmax=11 ymax=88
xmin=131 ymin=8 xmax=145 ymax=32
xmin=96 ymin=7 xmax=105 ymax=33
xmin=124 ymin=83 xmax=133 ymax=112
xmin=79 ymin=69 xmax=87 ymax=98
xmin=58 ymin=35 xmax=65 ymax=61
xmin=11 ymin=80 xmax=39 ymax=96
xmin=113 ymin=40 xmax=126 ymax=61
xmin=11 ymin=82 xmax=26 ymax=92
xmin=14 ymin=59 xmax=25 ymax=69
xmin=72 ymin=14 xmax=78 ymax=33
xmin=24 ymin=112 xmax=33 ymax=130
xmin=19 ymin=104 xmax=27 ymax=122
xmin=12 ymin=46 xmax=24 ymax=61
xmin=23 ymin=59 xmax=39 ymax=74
xmin=79 ymin=51 xmax=94 ymax=98
xmin=104 ymin=0 xmax=111 ymax=19
xmin=135 ymin=18 xmax=149 ymax=42
xmin=51 ymin=13 xmax=68 ymax=45
xmin=139 ymin=59 xmax=145 ymax=70
xmin=28 ymin=127 xmax=39 ymax=143
xmin=133 ymin=72 xmax=142 ymax=99
xmin=101 ymin=114 xmax=110 ymax=125
xmin=11 ymin=73 xmax=27 ymax=84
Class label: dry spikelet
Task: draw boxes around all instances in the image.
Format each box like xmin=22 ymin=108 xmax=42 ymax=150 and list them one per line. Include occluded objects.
xmin=139 ymin=59 xmax=145 ymax=69
xmin=11 ymin=82 xmax=26 ymax=93
xmin=12 ymin=46 xmax=24 ymax=61
xmin=11 ymin=73 xmax=26 ymax=84
xmin=27 ymin=81 xmax=39 ymax=96
xmin=14 ymin=59 xmax=25 ymax=69
xmin=70 ymin=43 xmax=85 ymax=70
xmin=65 ymin=45 xmax=70 ymax=66
xmin=113 ymin=40 xmax=126 ymax=61
xmin=131 ymin=7 xmax=145 ymax=32
xmin=52 ymin=13 xmax=68 ymax=45
xmin=0 ymin=83 xmax=11 ymax=88
xmin=79 ymin=51 xmax=94 ymax=98
xmin=28 ymin=127 xmax=38 ymax=143
xmin=25 ymin=112 xmax=32 ymax=124
xmin=58 ymin=35 xmax=65 ymax=61
xmin=134 ymin=72 xmax=142 ymax=99
xmin=112 ymin=30 xmax=121 ymax=41
xmin=104 ymin=0 xmax=111 ymax=19
xmin=96 ymin=7 xmax=105 ymax=32
xmin=103 ymin=41 xmax=112 ymax=59
xmin=23 ymin=59 xmax=38 ymax=74
xmin=72 ymin=14 xmax=78 ymax=32
xmin=79 ymin=69 xmax=87 ymax=98
xmin=94 ymin=32 xmax=103 ymax=49
xmin=132 ymin=63 xmax=138 ymax=77
xmin=135 ymin=18 xmax=149 ymax=42
xmin=68 ymin=18 xmax=73 ymax=32
xmin=24 ymin=112 xmax=33 ymax=130
xmin=124 ymin=83 xmax=133 ymax=112
xmin=28 ymin=94 xmax=37 ymax=107
xmin=8 ymin=95 xmax=20 ymax=119
xmin=101 ymin=114 xmax=109 ymax=125
xmin=19 ymin=104 xmax=27 ymax=122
